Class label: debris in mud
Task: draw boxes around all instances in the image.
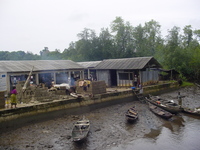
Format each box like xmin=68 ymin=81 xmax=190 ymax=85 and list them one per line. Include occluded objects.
xmin=95 ymin=128 xmax=101 ymax=132
xmin=0 ymin=87 xmax=200 ymax=150
xmin=42 ymin=130 xmax=50 ymax=134
xmin=45 ymin=144 xmax=54 ymax=148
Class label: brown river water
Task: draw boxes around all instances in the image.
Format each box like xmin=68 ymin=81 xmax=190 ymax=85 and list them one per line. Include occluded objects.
xmin=0 ymin=86 xmax=200 ymax=150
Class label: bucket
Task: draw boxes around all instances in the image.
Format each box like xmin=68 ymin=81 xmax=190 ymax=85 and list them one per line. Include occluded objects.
xmin=131 ymin=87 xmax=136 ymax=90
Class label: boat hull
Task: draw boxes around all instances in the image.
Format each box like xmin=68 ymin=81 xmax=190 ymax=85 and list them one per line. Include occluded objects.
xmin=182 ymin=108 xmax=200 ymax=116
xmin=72 ymin=118 xmax=90 ymax=142
xmin=148 ymin=103 xmax=173 ymax=119
xmin=145 ymin=97 xmax=182 ymax=114
xmin=125 ymin=107 xmax=138 ymax=122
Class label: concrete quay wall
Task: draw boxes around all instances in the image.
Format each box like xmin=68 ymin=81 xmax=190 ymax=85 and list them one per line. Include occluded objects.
xmin=0 ymin=90 xmax=134 ymax=122
xmin=0 ymin=82 xmax=179 ymax=132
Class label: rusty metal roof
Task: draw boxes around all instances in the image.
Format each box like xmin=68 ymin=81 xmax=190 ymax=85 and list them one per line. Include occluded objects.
xmin=95 ymin=57 xmax=162 ymax=70
xmin=77 ymin=61 xmax=102 ymax=68
xmin=0 ymin=60 xmax=84 ymax=73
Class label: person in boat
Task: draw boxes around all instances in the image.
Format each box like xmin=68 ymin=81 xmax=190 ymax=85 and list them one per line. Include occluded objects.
xmin=156 ymin=101 xmax=161 ymax=105
xmin=178 ymin=92 xmax=182 ymax=107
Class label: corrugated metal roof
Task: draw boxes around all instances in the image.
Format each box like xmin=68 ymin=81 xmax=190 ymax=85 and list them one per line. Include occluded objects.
xmin=95 ymin=57 xmax=161 ymax=70
xmin=77 ymin=61 xmax=102 ymax=68
xmin=0 ymin=60 xmax=84 ymax=73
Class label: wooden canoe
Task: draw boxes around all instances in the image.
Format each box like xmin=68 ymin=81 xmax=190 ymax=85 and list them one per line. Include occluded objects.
xmin=182 ymin=107 xmax=200 ymax=116
xmin=148 ymin=102 xmax=173 ymax=119
xmin=71 ymin=117 xmax=90 ymax=142
xmin=125 ymin=106 xmax=138 ymax=122
xmin=145 ymin=95 xmax=182 ymax=114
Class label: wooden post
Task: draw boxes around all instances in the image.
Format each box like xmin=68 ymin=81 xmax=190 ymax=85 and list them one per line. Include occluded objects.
xmin=0 ymin=91 xmax=5 ymax=109
xmin=22 ymin=66 xmax=34 ymax=92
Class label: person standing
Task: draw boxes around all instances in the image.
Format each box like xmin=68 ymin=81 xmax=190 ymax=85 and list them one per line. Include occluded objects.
xmin=86 ymin=79 xmax=91 ymax=88
xmin=177 ymin=92 xmax=182 ymax=107
xmin=134 ymin=75 xmax=138 ymax=87
xmin=10 ymin=86 xmax=17 ymax=108
xmin=83 ymin=80 xmax=87 ymax=92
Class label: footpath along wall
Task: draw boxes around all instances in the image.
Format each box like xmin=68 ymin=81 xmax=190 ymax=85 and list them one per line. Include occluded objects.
xmin=0 ymin=82 xmax=180 ymax=132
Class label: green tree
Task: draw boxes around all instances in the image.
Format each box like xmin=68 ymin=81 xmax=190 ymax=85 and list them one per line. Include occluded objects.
xmin=46 ymin=49 xmax=62 ymax=60
xmin=193 ymin=29 xmax=200 ymax=43
xmin=132 ymin=24 xmax=145 ymax=56
xmin=163 ymin=26 xmax=181 ymax=69
xmin=24 ymin=51 xmax=40 ymax=60
xmin=183 ymin=28 xmax=200 ymax=80
xmin=110 ymin=17 xmax=134 ymax=58
xmin=0 ymin=51 xmax=10 ymax=60
xmin=98 ymin=28 xmax=114 ymax=59
xmin=76 ymin=28 xmax=96 ymax=61
xmin=143 ymin=20 xmax=162 ymax=56
xmin=182 ymin=25 xmax=193 ymax=47
xmin=62 ymin=42 xmax=77 ymax=60
xmin=190 ymin=46 xmax=200 ymax=80
xmin=40 ymin=47 xmax=50 ymax=60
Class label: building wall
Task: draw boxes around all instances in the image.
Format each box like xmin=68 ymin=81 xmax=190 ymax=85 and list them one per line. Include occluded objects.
xmin=4 ymin=69 xmax=84 ymax=94
xmin=96 ymin=70 xmax=111 ymax=86
xmin=0 ymin=73 xmax=7 ymax=92
xmin=97 ymin=68 xmax=160 ymax=87
xmin=117 ymin=70 xmax=134 ymax=87
xmin=140 ymin=68 xmax=159 ymax=85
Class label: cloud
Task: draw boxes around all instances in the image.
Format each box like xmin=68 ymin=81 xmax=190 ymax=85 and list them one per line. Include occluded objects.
xmin=0 ymin=0 xmax=200 ymax=54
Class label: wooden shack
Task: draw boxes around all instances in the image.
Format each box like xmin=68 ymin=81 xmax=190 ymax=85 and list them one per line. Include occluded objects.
xmin=94 ymin=57 xmax=162 ymax=87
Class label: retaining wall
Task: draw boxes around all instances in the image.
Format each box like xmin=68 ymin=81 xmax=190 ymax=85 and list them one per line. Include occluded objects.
xmin=0 ymin=82 xmax=180 ymax=133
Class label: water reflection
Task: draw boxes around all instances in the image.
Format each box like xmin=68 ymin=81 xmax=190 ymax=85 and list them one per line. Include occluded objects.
xmin=2 ymin=87 xmax=200 ymax=150
xmin=144 ymin=128 xmax=161 ymax=140
xmin=162 ymin=115 xmax=185 ymax=133
xmin=182 ymin=112 xmax=200 ymax=120
xmin=111 ymin=114 xmax=200 ymax=150
xmin=72 ymin=139 xmax=89 ymax=150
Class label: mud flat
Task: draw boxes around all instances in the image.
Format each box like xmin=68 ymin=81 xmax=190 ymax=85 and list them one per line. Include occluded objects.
xmin=0 ymin=86 xmax=200 ymax=150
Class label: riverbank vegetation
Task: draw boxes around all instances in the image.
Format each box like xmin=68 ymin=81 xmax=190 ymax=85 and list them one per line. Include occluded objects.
xmin=1 ymin=17 xmax=200 ymax=81
xmin=181 ymin=81 xmax=194 ymax=87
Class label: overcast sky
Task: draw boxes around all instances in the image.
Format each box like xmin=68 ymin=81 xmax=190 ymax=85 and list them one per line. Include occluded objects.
xmin=0 ymin=0 xmax=200 ymax=55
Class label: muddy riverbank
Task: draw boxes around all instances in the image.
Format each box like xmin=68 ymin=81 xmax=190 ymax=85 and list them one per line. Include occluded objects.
xmin=0 ymin=86 xmax=200 ymax=150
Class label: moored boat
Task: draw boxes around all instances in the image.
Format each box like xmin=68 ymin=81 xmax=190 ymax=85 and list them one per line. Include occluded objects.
xmin=182 ymin=107 xmax=200 ymax=116
xmin=145 ymin=95 xmax=182 ymax=114
xmin=148 ymin=102 xmax=173 ymax=119
xmin=125 ymin=106 xmax=138 ymax=122
xmin=71 ymin=117 xmax=90 ymax=142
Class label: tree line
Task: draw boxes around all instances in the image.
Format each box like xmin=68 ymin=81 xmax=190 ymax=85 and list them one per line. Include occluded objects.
xmin=1 ymin=17 xmax=200 ymax=81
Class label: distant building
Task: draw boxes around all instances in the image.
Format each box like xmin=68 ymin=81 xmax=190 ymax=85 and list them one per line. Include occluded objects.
xmin=78 ymin=57 xmax=162 ymax=87
xmin=96 ymin=57 xmax=162 ymax=87
xmin=0 ymin=60 xmax=84 ymax=93
xmin=0 ymin=57 xmax=162 ymax=94
xmin=77 ymin=61 xmax=101 ymax=80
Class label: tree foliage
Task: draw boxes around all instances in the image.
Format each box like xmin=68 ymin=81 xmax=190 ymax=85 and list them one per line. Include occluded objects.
xmin=1 ymin=17 xmax=200 ymax=81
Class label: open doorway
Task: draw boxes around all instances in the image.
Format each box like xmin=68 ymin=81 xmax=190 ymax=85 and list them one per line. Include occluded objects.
xmin=110 ymin=70 xmax=117 ymax=87
xmin=39 ymin=73 xmax=52 ymax=88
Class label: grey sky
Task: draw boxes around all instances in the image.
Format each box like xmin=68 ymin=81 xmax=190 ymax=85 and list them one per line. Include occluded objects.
xmin=0 ymin=0 xmax=199 ymax=55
